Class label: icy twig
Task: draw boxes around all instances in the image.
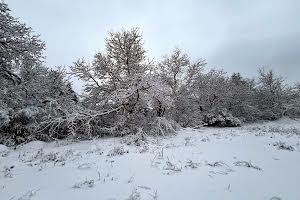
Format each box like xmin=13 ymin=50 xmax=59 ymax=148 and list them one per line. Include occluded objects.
xmin=206 ymin=161 xmax=227 ymax=167
xmin=234 ymin=161 xmax=262 ymax=171
xmin=273 ymin=141 xmax=294 ymax=151
xmin=17 ymin=189 xmax=39 ymax=200
xmin=72 ymin=179 xmax=95 ymax=189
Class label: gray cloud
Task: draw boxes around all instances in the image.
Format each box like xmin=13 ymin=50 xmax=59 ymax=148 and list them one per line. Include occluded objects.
xmin=6 ymin=0 xmax=300 ymax=90
xmin=209 ymin=33 xmax=300 ymax=83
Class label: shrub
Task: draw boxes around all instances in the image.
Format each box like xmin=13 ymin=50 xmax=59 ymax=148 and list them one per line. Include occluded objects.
xmin=203 ymin=109 xmax=241 ymax=127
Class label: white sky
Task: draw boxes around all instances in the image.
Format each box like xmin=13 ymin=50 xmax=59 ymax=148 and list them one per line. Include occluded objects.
xmin=6 ymin=0 xmax=300 ymax=91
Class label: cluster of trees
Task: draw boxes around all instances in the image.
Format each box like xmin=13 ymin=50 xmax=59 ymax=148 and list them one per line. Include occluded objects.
xmin=0 ymin=3 xmax=78 ymax=145
xmin=1 ymin=2 xmax=300 ymax=146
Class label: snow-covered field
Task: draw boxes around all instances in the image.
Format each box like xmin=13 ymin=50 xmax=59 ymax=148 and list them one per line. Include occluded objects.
xmin=1 ymin=118 xmax=300 ymax=200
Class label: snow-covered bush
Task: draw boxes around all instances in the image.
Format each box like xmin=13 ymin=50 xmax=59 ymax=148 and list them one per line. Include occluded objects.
xmin=121 ymin=128 xmax=148 ymax=146
xmin=203 ymin=109 xmax=241 ymax=127
xmin=107 ymin=146 xmax=128 ymax=156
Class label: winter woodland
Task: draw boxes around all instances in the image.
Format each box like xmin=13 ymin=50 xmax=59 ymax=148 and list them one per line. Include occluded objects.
xmin=1 ymin=2 xmax=299 ymax=146
xmin=1 ymin=2 xmax=300 ymax=200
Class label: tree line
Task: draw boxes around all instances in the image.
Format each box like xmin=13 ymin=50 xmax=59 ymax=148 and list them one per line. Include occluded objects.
xmin=1 ymin=2 xmax=299 ymax=146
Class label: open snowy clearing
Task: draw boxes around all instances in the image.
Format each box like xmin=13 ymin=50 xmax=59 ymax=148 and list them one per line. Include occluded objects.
xmin=1 ymin=118 xmax=300 ymax=200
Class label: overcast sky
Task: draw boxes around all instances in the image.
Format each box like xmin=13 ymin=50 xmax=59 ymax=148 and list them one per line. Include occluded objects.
xmin=7 ymin=0 xmax=300 ymax=91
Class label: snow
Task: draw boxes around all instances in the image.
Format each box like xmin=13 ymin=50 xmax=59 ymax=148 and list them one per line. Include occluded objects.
xmin=1 ymin=119 xmax=300 ymax=200
xmin=0 ymin=144 xmax=8 ymax=152
xmin=19 ymin=141 xmax=46 ymax=151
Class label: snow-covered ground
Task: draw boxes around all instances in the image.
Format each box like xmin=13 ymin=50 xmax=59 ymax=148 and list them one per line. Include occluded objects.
xmin=1 ymin=118 xmax=300 ymax=200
